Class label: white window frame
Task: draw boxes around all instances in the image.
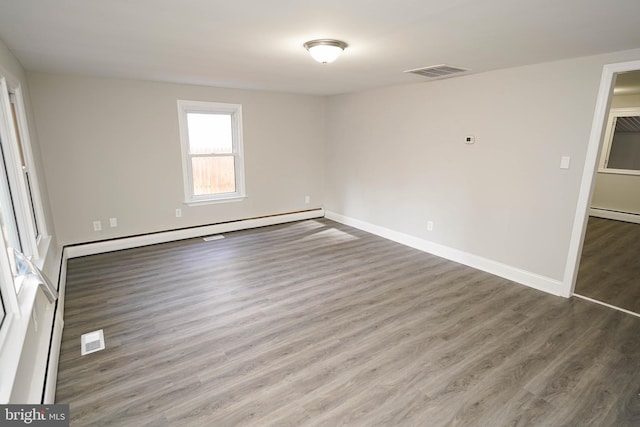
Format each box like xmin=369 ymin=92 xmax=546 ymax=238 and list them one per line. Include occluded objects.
xmin=0 ymin=79 xmax=48 ymax=261
xmin=598 ymin=107 xmax=640 ymax=176
xmin=9 ymin=88 xmax=48 ymax=247
xmin=0 ymin=68 xmax=52 ymax=402
xmin=177 ymin=100 xmax=246 ymax=205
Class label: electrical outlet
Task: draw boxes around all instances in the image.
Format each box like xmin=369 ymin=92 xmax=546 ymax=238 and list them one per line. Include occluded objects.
xmin=93 ymin=221 xmax=102 ymax=231
xmin=304 ymin=196 xmax=310 ymax=204
xmin=109 ymin=217 xmax=118 ymax=228
xmin=427 ymin=221 xmax=434 ymax=231
xmin=175 ymin=208 xmax=182 ymax=218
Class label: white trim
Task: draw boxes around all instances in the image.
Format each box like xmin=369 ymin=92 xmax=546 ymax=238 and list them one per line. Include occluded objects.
xmin=573 ymin=293 xmax=640 ymax=318
xmin=565 ymin=59 xmax=640 ymax=296
xmin=22 ymin=297 xmax=56 ymax=403
xmin=43 ymin=252 xmax=66 ymax=404
xmin=598 ymin=168 xmax=640 ymax=176
xmin=0 ymin=275 xmax=41 ymax=403
xmin=66 ymin=209 xmax=325 ymax=258
xmin=589 ymin=208 xmax=640 ymax=224
xmin=0 ymin=66 xmax=56 ymax=404
xmin=43 ymin=313 xmax=63 ymax=404
xmin=177 ymin=100 xmax=246 ymax=204
xmin=325 ymin=211 xmax=567 ymax=298
xmin=10 ymin=87 xmax=49 ymax=241
xmin=185 ymin=195 xmax=247 ymax=206
xmin=0 ymin=79 xmax=38 ymax=259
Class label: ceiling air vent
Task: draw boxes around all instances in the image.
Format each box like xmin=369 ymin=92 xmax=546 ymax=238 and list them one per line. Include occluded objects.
xmin=405 ymin=64 xmax=470 ymax=79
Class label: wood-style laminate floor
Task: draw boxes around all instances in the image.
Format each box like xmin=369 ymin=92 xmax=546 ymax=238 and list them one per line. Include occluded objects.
xmin=57 ymin=218 xmax=640 ymax=426
xmin=575 ymin=216 xmax=640 ymax=314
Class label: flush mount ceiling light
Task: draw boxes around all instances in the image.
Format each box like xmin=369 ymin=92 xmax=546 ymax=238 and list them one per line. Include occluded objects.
xmin=303 ymin=39 xmax=348 ymax=64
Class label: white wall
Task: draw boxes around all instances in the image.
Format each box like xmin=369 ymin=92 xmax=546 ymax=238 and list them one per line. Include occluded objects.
xmin=0 ymin=38 xmax=61 ymax=403
xmin=325 ymin=50 xmax=640 ymax=291
xmin=591 ymin=93 xmax=640 ymax=215
xmin=27 ymin=73 xmax=326 ymax=245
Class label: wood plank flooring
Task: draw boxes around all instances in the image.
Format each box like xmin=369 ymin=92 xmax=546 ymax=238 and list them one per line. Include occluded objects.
xmin=575 ymin=216 xmax=640 ymax=313
xmin=56 ymin=218 xmax=640 ymax=426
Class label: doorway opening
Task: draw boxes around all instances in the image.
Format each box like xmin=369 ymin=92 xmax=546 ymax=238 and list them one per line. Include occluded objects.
xmin=566 ymin=60 xmax=640 ymax=317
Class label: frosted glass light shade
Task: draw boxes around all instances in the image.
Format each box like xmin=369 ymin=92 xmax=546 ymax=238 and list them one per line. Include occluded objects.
xmin=304 ymin=39 xmax=348 ymax=64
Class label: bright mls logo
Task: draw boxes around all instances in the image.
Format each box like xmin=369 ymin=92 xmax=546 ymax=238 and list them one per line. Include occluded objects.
xmin=1 ymin=405 xmax=69 ymax=426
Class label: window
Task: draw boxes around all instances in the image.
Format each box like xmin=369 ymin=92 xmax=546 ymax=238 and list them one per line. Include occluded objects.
xmin=599 ymin=107 xmax=640 ymax=175
xmin=10 ymin=94 xmax=41 ymax=240
xmin=177 ymin=100 xmax=246 ymax=204
xmin=0 ymin=140 xmax=23 ymax=254
xmin=0 ymin=74 xmax=49 ymax=340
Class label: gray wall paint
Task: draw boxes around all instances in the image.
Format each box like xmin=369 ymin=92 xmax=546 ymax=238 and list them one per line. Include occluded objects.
xmin=591 ymin=93 xmax=640 ymax=215
xmin=23 ymin=49 xmax=640 ymax=286
xmin=28 ymin=73 xmax=325 ymax=245
xmin=325 ymin=50 xmax=640 ymax=284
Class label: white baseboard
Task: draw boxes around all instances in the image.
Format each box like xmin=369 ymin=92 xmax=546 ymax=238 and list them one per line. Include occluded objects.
xmin=43 ymin=252 xmax=67 ymax=404
xmin=589 ymin=208 xmax=640 ymax=224
xmin=65 ymin=209 xmax=325 ymax=258
xmin=325 ymin=211 xmax=568 ymax=298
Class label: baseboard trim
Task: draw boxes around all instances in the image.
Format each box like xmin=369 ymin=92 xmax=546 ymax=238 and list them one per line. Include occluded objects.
xmin=42 ymin=315 xmax=63 ymax=404
xmin=589 ymin=208 xmax=640 ymax=224
xmin=65 ymin=209 xmax=325 ymax=258
xmin=325 ymin=211 xmax=567 ymax=298
xmin=42 ymin=252 xmax=66 ymax=404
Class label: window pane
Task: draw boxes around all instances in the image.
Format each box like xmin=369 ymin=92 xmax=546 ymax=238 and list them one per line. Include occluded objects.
xmin=186 ymin=113 xmax=232 ymax=154
xmin=0 ymin=138 xmax=22 ymax=253
xmin=10 ymin=97 xmax=39 ymax=237
xmin=607 ymin=117 xmax=640 ymax=170
xmin=192 ymin=156 xmax=236 ymax=195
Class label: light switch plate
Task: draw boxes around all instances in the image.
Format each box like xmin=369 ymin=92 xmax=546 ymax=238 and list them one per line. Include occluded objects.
xmin=560 ymin=156 xmax=571 ymax=169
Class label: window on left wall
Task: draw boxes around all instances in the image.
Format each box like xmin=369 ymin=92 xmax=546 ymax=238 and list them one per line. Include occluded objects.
xmin=0 ymin=74 xmax=49 ymax=342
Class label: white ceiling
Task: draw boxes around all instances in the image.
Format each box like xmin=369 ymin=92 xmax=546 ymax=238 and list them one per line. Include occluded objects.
xmin=1 ymin=0 xmax=639 ymax=95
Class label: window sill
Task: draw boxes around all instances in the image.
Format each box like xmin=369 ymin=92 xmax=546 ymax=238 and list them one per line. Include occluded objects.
xmin=597 ymin=168 xmax=640 ymax=176
xmin=34 ymin=236 xmax=52 ymax=270
xmin=185 ymin=195 xmax=247 ymax=206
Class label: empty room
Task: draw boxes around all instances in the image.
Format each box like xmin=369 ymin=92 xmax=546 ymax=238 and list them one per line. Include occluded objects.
xmin=0 ymin=0 xmax=639 ymax=425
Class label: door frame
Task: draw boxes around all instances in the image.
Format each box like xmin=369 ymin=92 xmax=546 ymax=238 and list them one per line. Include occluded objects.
xmin=564 ymin=59 xmax=640 ymax=295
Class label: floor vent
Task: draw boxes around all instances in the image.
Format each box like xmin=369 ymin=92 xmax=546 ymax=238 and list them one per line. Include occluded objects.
xmin=405 ymin=64 xmax=470 ymax=79
xmin=81 ymin=329 xmax=105 ymax=355
xmin=203 ymin=235 xmax=225 ymax=242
